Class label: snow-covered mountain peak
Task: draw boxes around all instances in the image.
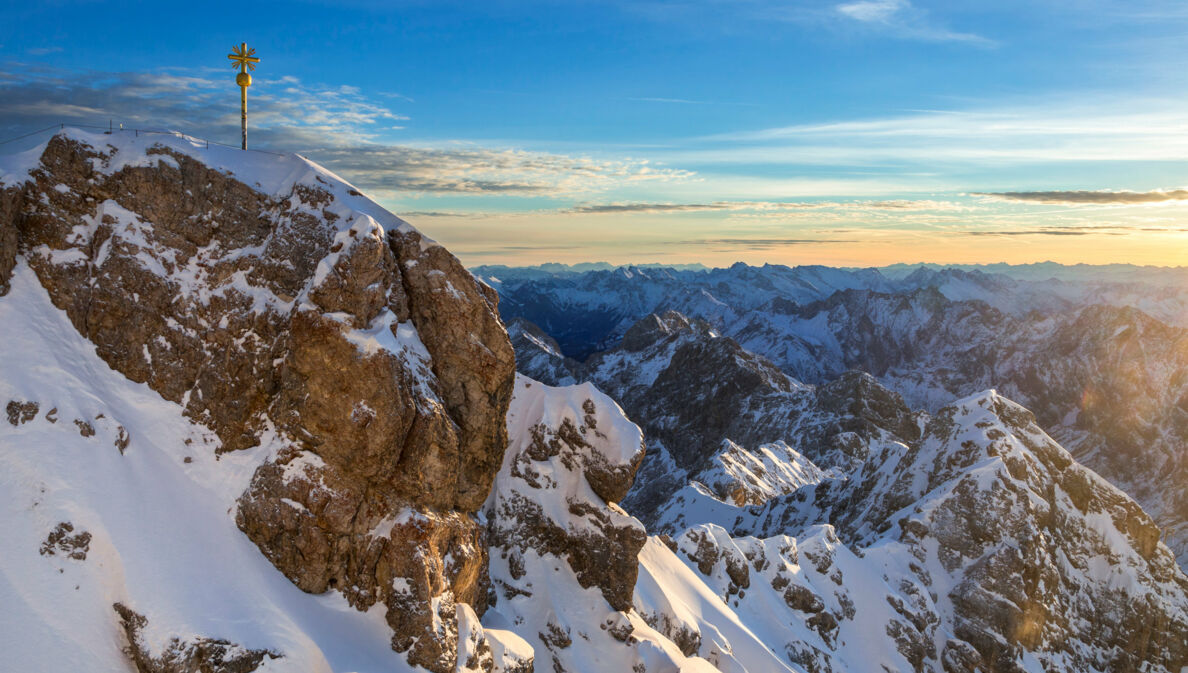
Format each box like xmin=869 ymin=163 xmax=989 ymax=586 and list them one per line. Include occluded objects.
xmin=1 ymin=127 xmax=421 ymax=242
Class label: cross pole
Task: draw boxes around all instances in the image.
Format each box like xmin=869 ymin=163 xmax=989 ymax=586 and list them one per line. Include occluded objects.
xmin=227 ymin=43 xmax=260 ymax=150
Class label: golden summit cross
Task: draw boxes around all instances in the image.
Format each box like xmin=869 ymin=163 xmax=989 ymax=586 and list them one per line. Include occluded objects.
xmin=227 ymin=43 xmax=260 ymax=150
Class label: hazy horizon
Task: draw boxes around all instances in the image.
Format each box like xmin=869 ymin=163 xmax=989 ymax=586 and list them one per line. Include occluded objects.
xmin=467 ymin=259 xmax=1188 ymax=271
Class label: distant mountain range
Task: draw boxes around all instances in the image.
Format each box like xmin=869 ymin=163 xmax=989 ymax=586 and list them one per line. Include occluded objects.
xmin=481 ymin=262 xmax=1188 ymax=572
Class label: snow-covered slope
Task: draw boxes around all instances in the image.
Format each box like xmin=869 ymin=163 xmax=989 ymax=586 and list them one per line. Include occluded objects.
xmin=0 ymin=262 xmax=407 ymax=672
xmin=510 ymin=311 xmax=1188 ymax=672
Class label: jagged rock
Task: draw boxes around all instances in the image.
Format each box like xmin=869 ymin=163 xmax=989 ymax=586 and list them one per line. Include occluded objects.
xmin=73 ymin=418 xmax=94 ymax=437
xmin=506 ymin=317 xmax=580 ymax=386
xmin=113 ymin=603 xmax=281 ymax=673
xmin=391 ymin=229 xmax=517 ymax=511
xmin=487 ymin=377 xmax=646 ymax=612
xmin=513 ymin=311 xmax=919 ymax=528
xmin=6 ymin=400 xmax=38 ymax=426
xmin=39 ymin=521 xmax=91 ymax=560
xmin=0 ymin=186 xmax=17 ymax=295
xmin=236 ymin=450 xmax=490 ymax=671
xmin=484 ymin=376 xmax=718 ymax=671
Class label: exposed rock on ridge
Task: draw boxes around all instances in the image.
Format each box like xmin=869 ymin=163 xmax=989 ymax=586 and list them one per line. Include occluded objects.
xmin=0 ymin=130 xmax=516 ymax=672
xmin=484 ymin=375 xmax=730 ymax=672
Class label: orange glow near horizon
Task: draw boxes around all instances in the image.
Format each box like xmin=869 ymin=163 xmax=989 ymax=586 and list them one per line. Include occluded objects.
xmin=408 ymin=211 xmax=1188 ymax=269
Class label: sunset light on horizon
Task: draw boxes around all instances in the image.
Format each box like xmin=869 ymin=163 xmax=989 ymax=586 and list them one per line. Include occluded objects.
xmin=3 ymin=1 xmax=1188 ymax=267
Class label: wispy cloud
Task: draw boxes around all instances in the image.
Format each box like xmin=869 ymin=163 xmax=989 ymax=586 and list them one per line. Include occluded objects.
xmin=690 ymin=102 xmax=1188 ymax=168
xmin=684 ymin=237 xmax=859 ymax=249
xmin=314 ymin=146 xmax=690 ymax=196
xmin=402 ymin=210 xmax=500 ymax=219
xmin=975 ymin=189 xmax=1188 ymax=204
xmin=961 ymin=229 xmax=1094 ymax=236
xmin=834 ymin=0 xmax=994 ymax=45
xmin=0 ymin=67 xmax=404 ymax=147
xmin=0 ymin=65 xmax=692 ymax=197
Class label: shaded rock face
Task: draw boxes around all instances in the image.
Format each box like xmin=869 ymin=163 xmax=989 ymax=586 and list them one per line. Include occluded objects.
xmin=506 ymin=317 xmax=581 ymax=387
xmin=512 ymin=311 xmax=921 ymax=527
xmin=393 ymin=235 xmax=518 ymax=511
xmin=685 ymin=392 xmax=1188 ymax=673
xmin=0 ymin=185 xmax=18 ymax=295
xmin=576 ymin=310 xmax=807 ymax=472
xmin=486 ymin=377 xmax=646 ymax=613
xmin=484 ymin=376 xmax=695 ymax=672
xmin=2 ymin=132 xmax=516 ymax=672
xmin=236 ymin=451 xmax=492 ymax=671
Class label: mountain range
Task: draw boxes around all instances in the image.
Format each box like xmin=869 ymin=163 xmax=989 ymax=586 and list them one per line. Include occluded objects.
xmin=0 ymin=129 xmax=1185 ymax=673
xmin=482 ymin=263 xmax=1188 ymax=570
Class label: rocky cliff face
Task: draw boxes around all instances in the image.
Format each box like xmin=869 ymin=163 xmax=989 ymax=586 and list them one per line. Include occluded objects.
xmin=511 ymin=311 xmax=1188 ymax=672
xmin=512 ymin=311 xmax=922 ymax=525
xmin=729 ymin=287 xmax=1188 ymax=568
xmin=0 ymin=130 xmax=515 ymax=672
xmin=497 ymin=265 xmax=1188 ymax=569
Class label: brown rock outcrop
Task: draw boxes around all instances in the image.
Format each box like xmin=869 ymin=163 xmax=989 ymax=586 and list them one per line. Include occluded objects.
xmin=114 ymin=603 xmax=281 ymax=673
xmin=1 ymin=130 xmax=516 ymax=672
xmin=391 ymin=232 xmax=517 ymax=511
xmin=0 ymin=185 xmax=19 ymax=295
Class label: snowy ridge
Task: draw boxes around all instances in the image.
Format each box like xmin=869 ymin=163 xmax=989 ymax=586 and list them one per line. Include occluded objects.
xmin=0 ymin=127 xmax=424 ymax=244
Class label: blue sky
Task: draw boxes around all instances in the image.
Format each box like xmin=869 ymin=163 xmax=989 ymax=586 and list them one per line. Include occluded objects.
xmin=3 ymin=0 xmax=1188 ymax=266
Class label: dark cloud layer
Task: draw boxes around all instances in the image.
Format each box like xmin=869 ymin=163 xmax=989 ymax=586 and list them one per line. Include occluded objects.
xmin=567 ymin=199 xmax=957 ymax=214
xmin=976 ymin=189 xmax=1188 ymax=204
xmin=687 ymin=237 xmax=857 ymax=249
xmin=963 ymin=230 xmax=1090 ymax=236
xmin=569 ymin=203 xmax=733 ymax=213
